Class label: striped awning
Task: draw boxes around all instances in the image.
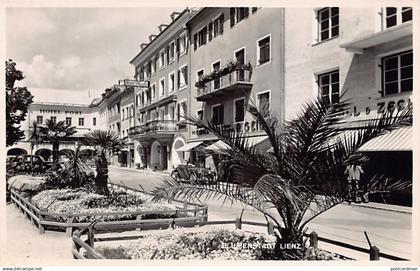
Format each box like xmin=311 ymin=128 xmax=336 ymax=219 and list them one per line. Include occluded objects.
xmin=176 ymin=141 xmax=203 ymax=152
xmin=359 ymin=127 xmax=412 ymax=152
xmin=205 ymin=136 xmax=268 ymax=151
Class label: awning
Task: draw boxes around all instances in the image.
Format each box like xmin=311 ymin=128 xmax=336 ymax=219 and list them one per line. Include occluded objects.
xmin=176 ymin=141 xmax=203 ymax=152
xmin=205 ymin=136 xmax=268 ymax=151
xmin=340 ymin=22 xmax=412 ymax=54
xmin=359 ymin=127 xmax=412 ymax=152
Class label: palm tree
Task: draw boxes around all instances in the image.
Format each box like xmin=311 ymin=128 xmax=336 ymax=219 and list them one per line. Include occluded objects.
xmin=59 ymin=145 xmax=94 ymax=188
xmin=150 ymin=97 xmax=412 ymax=259
xmin=38 ymin=119 xmax=77 ymax=163
xmin=27 ymin=120 xmax=42 ymax=168
xmin=83 ymin=130 xmax=124 ymax=195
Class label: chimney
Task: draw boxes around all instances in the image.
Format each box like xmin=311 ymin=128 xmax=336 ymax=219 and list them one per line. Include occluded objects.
xmin=149 ymin=34 xmax=158 ymax=42
xmin=140 ymin=43 xmax=148 ymax=50
xmin=158 ymin=24 xmax=169 ymax=32
xmin=170 ymin=11 xmax=181 ymax=21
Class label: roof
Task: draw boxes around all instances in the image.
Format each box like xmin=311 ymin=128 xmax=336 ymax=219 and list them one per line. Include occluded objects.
xmin=29 ymin=88 xmax=93 ymax=106
xmin=129 ymin=8 xmax=193 ymax=65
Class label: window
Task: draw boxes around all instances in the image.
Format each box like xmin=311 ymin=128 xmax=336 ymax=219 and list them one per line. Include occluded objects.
xmin=382 ymin=50 xmax=413 ymax=96
xmin=93 ymin=117 xmax=96 ymax=126
xmin=212 ymin=14 xmax=224 ymax=38
xmin=317 ymin=7 xmax=339 ymax=42
xmin=177 ymin=32 xmax=187 ymax=56
xmin=177 ymin=101 xmax=187 ymax=122
xmin=79 ymin=118 xmax=85 ymax=126
xmin=146 ymin=62 xmax=152 ymax=78
xmin=168 ymin=41 xmax=175 ymax=62
xmin=318 ymin=70 xmax=340 ymax=105
xmin=169 ymin=72 xmax=175 ymax=93
xmin=138 ymin=67 xmax=144 ymax=81
xmin=142 ymin=66 xmax=147 ymax=80
xmin=212 ymin=61 xmax=221 ymax=90
xmin=384 ymin=7 xmax=412 ymax=28
xmin=178 ymin=65 xmax=188 ymax=89
xmin=257 ymin=35 xmax=270 ymax=65
xmin=257 ymin=91 xmax=271 ymax=116
xmin=198 ymin=27 xmax=207 ymax=47
xmin=122 ymin=109 xmax=125 ymax=120
xmin=252 ymin=7 xmax=259 ymax=13
xmin=36 ymin=116 xmax=43 ymax=124
xmin=151 ymin=84 xmax=156 ymax=100
xmin=51 ymin=116 xmax=57 ymax=123
xmin=65 ymin=117 xmax=72 ymax=126
xmin=159 ymin=78 xmax=165 ymax=97
xmin=159 ymin=49 xmax=165 ymax=69
xmin=230 ymin=8 xmax=249 ymax=27
xmin=234 ymin=98 xmax=245 ymax=122
xmin=197 ymin=69 xmax=204 ymax=82
xmin=235 ymin=48 xmax=246 ymax=80
xmin=151 ymin=57 xmax=156 ymax=74
xmin=212 ymin=104 xmax=224 ymax=125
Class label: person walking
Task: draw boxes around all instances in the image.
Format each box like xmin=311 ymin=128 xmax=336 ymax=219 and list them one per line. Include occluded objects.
xmin=345 ymin=164 xmax=364 ymax=203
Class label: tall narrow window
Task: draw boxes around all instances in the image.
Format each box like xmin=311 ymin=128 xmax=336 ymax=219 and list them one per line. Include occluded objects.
xmin=212 ymin=104 xmax=224 ymax=125
xmin=159 ymin=78 xmax=165 ymax=97
xmin=51 ymin=116 xmax=57 ymax=123
xmin=382 ymin=50 xmax=413 ymax=96
xmin=258 ymin=35 xmax=270 ymax=65
xmin=78 ymin=118 xmax=85 ymax=126
xmin=169 ymin=72 xmax=175 ymax=93
xmin=36 ymin=116 xmax=43 ymax=124
xmin=93 ymin=117 xmax=96 ymax=126
xmin=212 ymin=61 xmax=221 ymax=90
xmin=65 ymin=117 xmax=72 ymax=126
xmin=317 ymin=7 xmax=339 ymax=41
xmin=318 ymin=70 xmax=340 ymax=105
xmin=257 ymin=91 xmax=270 ymax=116
xmin=198 ymin=27 xmax=207 ymax=47
xmin=178 ymin=65 xmax=188 ymax=88
xmin=234 ymin=98 xmax=245 ymax=122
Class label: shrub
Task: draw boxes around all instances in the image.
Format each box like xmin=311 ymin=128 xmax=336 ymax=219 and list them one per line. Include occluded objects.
xmin=7 ymin=175 xmax=47 ymax=197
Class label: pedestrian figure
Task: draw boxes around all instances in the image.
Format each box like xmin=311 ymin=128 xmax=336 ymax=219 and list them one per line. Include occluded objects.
xmin=345 ymin=164 xmax=364 ymax=203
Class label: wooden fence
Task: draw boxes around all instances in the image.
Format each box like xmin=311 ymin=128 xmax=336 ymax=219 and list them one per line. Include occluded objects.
xmin=72 ymin=217 xmax=408 ymax=261
xmin=10 ymin=186 xmax=208 ymax=237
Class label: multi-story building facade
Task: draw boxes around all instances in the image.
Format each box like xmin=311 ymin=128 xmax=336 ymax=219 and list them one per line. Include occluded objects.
xmin=185 ymin=7 xmax=284 ymax=167
xmin=283 ymin=7 xmax=413 ymax=204
xmin=6 ymin=89 xmax=100 ymax=161
xmin=129 ymin=9 xmax=196 ymax=170
xmin=119 ymin=84 xmax=136 ymax=168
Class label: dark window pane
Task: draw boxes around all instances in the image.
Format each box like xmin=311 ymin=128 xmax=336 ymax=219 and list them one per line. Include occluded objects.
xmin=331 ymin=82 xmax=340 ymax=92
xmin=400 ymin=67 xmax=412 ymax=80
xmin=400 ymin=79 xmax=413 ymax=92
xmin=331 ymin=93 xmax=340 ymax=104
xmin=321 ymin=85 xmax=330 ymax=96
xmin=402 ymin=7 xmax=412 ymax=22
xmin=384 ymin=56 xmax=398 ymax=69
xmin=320 ymin=9 xmax=329 ymax=20
xmin=331 ymin=72 xmax=339 ymax=83
xmin=320 ymin=75 xmax=330 ymax=85
xmin=385 ymin=70 xmax=399 ymax=82
xmin=321 ymin=30 xmax=329 ymax=40
xmin=331 ymin=7 xmax=339 ymax=16
xmin=400 ymin=52 xmax=413 ymax=66
xmin=321 ymin=20 xmax=329 ymax=30
xmin=331 ymin=25 xmax=339 ymax=37
xmin=386 ymin=7 xmax=397 ymax=15
xmin=331 ymin=16 xmax=339 ymax=26
xmin=385 ymin=82 xmax=398 ymax=95
xmin=321 ymin=94 xmax=330 ymax=104
xmin=386 ymin=16 xmax=397 ymax=28
xmin=235 ymin=99 xmax=245 ymax=122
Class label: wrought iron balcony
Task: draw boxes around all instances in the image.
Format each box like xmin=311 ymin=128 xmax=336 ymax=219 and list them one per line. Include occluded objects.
xmin=196 ymin=69 xmax=253 ymax=102
xmin=128 ymin=120 xmax=177 ymax=136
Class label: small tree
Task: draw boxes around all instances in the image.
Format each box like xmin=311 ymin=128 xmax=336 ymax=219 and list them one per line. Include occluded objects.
xmin=151 ymin=97 xmax=412 ymax=259
xmin=59 ymin=146 xmax=94 ymax=188
xmin=84 ymin=130 xmax=124 ymax=195
xmin=38 ymin=119 xmax=77 ymax=163
xmin=5 ymin=59 xmax=33 ymax=146
xmin=27 ymin=121 xmax=42 ymax=168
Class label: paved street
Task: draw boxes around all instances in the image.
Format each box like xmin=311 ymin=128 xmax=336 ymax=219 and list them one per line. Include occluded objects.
xmin=108 ymin=166 xmax=412 ymax=260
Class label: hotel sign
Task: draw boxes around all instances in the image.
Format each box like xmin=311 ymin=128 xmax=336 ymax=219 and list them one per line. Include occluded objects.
xmin=123 ymin=79 xmax=149 ymax=88
xmin=39 ymin=109 xmax=83 ymax=115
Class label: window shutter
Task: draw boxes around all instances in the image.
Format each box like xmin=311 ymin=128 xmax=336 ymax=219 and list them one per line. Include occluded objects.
xmin=193 ymin=33 xmax=197 ymax=50
xmin=176 ymin=38 xmax=180 ymax=53
xmin=220 ymin=14 xmax=224 ymax=34
xmin=177 ymin=70 xmax=181 ymax=88
xmin=208 ymin=22 xmax=213 ymax=41
xmin=230 ymin=8 xmax=235 ymax=27
xmin=166 ymin=46 xmax=170 ymax=63
xmin=244 ymin=8 xmax=249 ymax=18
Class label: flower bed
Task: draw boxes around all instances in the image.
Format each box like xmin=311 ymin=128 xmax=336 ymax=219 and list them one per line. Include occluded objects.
xmin=30 ymin=188 xmax=179 ymax=223
xmin=86 ymin=227 xmax=350 ymax=260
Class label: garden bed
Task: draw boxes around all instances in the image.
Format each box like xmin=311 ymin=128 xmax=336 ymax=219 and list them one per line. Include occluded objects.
xmin=8 ymin=175 xmax=208 ymax=236
xmin=78 ymin=226 xmax=351 ymax=260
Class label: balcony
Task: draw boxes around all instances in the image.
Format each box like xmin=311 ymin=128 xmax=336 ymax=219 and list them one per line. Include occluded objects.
xmin=129 ymin=120 xmax=178 ymax=143
xmin=196 ymin=68 xmax=253 ymax=102
xmin=139 ymin=94 xmax=177 ymax=113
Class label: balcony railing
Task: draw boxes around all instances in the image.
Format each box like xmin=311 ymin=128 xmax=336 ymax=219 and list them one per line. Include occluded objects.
xmin=196 ymin=69 xmax=252 ymax=101
xmin=128 ymin=120 xmax=177 ymax=136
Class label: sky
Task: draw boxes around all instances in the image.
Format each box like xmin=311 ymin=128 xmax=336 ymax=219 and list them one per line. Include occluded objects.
xmin=6 ymin=7 xmax=179 ymax=98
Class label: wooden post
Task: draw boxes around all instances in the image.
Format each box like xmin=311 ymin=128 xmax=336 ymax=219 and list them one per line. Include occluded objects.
xmin=267 ymin=222 xmax=274 ymax=235
xmin=370 ymin=246 xmax=380 ymax=261
xmin=183 ymin=200 xmax=188 ymax=209
xmin=66 ymin=216 xmax=74 ymax=237
xmin=87 ymin=225 xmax=95 ymax=248
xmin=136 ymin=215 xmax=142 ymax=231
xmin=38 ymin=212 xmax=45 ymax=234
xmin=309 ymin=231 xmax=318 ymax=248
xmin=235 ymin=217 xmax=242 ymax=230
xmin=72 ymin=230 xmax=82 ymax=259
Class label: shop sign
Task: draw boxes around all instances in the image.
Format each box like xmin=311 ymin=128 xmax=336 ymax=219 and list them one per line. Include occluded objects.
xmin=123 ymin=79 xmax=149 ymax=88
